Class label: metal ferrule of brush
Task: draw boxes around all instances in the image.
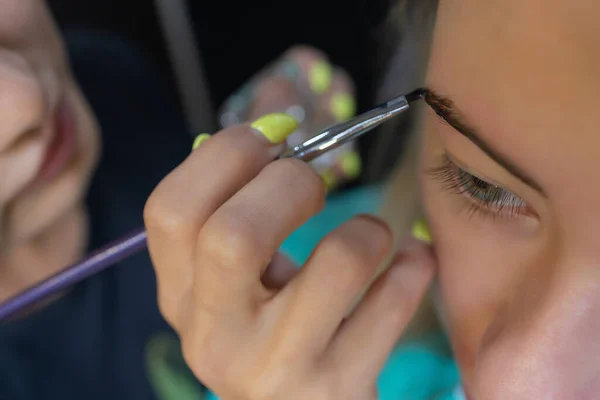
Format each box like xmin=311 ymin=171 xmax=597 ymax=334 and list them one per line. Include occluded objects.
xmin=280 ymin=95 xmax=410 ymax=162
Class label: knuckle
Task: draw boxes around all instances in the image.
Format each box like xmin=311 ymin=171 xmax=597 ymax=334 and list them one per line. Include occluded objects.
xmin=269 ymin=158 xmax=326 ymax=210
xmin=181 ymin=325 xmax=290 ymax=400
xmin=389 ymin=270 xmax=429 ymax=314
xmin=200 ymin=129 xmax=257 ymax=168
xmin=143 ymin=189 xmax=163 ymax=227
xmin=155 ymin=284 xmax=188 ymax=330
xmin=347 ymin=216 xmax=393 ymax=259
xmin=371 ymin=270 xmax=432 ymax=331
xmin=198 ymin=211 xmax=265 ymax=271
xmin=376 ymin=283 xmax=416 ymax=330
xmin=318 ymin=217 xmax=392 ymax=282
xmin=319 ymin=232 xmax=375 ymax=283
xmin=224 ymin=137 xmax=256 ymax=165
xmin=155 ymin=288 xmax=176 ymax=325
xmin=180 ymin=319 xmax=228 ymax=385
xmin=180 ymin=331 xmax=208 ymax=379
xmin=144 ymin=187 xmax=189 ymax=237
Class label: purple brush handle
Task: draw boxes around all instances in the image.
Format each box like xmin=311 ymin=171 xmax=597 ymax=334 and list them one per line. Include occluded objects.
xmin=0 ymin=228 xmax=147 ymax=321
xmin=0 ymin=92 xmax=417 ymax=322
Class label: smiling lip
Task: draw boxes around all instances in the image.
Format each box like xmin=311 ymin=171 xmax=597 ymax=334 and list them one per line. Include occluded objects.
xmin=34 ymin=98 xmax=77 ymax=185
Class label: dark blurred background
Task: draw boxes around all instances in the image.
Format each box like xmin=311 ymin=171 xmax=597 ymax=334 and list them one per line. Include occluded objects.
xmin=48 ymin=0 xmax=393 ymax=113
xmin=47 ymin=0 xmax=407 ymax=184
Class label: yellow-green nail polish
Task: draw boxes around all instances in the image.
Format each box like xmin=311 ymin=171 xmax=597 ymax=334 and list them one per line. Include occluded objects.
xmin=250 ymin=113 xmax=298 ymax=144
xmin=320 ymin=169 xmax=337 ymax=191
xmin=330 ymin=93 xmax=356 ymax=121
xmin=412 ymin=218 xmax=432 ymax=243
xmin=339 ymin=151 xmax=362 ymax=179
xmin=192 ymin=133 xmax=211 ymax=150
xmin=309 ymin=60 xmax=333 ymax=95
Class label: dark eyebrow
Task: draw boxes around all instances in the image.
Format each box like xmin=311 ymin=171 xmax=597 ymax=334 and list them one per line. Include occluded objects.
xmin=420 ymin=88 xmax=546 ymax=195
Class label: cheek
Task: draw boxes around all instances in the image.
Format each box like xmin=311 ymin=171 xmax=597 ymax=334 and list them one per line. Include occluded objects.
xmin=421 ymin=176 xmax=498 ymax=370
xmin=0 ymin=1 xmax=56 ymax=45
xmin=418 ymin=148 xmax=537 ymax=379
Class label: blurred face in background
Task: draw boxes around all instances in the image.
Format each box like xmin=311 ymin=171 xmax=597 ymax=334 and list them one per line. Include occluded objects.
xmin=0 ymin=0 xmax=100 ymax=300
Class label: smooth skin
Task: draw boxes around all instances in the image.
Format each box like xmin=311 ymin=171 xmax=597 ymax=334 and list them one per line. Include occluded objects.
xmin=422 ymin=0 xmax=600 ymax=398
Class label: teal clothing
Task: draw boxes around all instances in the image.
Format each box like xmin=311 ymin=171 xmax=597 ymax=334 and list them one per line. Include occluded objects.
xmin=207 ymin=186 xmax=462 ymax=400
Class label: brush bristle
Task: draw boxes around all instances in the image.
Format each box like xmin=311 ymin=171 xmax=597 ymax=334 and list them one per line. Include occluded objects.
xmin=405 ymin=88 xmax=427 ymax=104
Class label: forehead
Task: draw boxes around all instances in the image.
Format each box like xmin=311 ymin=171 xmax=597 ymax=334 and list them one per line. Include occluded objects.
xmin=426 ymin=0 xmax=600 ymax=238
xmin=430 ymin=0 xmax=599 ymax=107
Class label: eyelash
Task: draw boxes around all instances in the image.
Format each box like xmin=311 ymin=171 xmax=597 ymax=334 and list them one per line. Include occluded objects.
xmin=426 ymin=155 xmax=530 ymax=219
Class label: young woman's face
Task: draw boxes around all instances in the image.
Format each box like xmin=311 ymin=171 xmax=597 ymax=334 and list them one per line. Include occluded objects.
xmin=421 ymin=0 xmax=600 ymax=398
xmin=0 ymin=1 xmax=99 ymax=289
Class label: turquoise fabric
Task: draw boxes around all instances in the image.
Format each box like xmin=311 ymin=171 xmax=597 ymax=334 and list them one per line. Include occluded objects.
xmin=280 ymin=185 xmax=384 ymax=264
xmin=206 ymin=187 xmax=461 ymax=400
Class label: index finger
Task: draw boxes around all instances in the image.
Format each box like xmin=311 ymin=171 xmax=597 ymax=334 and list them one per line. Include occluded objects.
xmin=144 ymin=113 xmax=298 ymax=323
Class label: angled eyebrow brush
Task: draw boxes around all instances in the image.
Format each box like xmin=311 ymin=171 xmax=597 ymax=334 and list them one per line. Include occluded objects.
xmin=0 ymin=89 xmax=425 ymax=321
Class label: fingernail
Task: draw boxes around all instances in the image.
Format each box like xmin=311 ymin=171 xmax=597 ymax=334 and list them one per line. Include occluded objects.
xmin=411 ymin=218 xmax=431 ymax=243
xmin=330 ymin=93 xmax=356 ymax=121
xmin=309 ymin=60 xmax=333 ymax=95
xmin=250 ymin=113 xmax=299 ymax=144
xmin=320 ymin=169 xmax=337 ymax=192
xmin=339 ymin=151 xmax=362 ymax=179
xmin=192 ymin=133 xmax=211 ymax=150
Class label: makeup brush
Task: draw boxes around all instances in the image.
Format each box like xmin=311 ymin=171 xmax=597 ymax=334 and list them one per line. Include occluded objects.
xmin=0 ymin=90 xmax=424 ymax=321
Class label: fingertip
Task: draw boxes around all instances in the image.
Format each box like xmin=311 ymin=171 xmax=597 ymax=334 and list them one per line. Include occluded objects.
xmin=388 ymin=237 xmax=437 ymax=289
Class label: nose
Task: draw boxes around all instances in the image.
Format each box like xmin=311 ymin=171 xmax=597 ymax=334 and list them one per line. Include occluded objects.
xmin=474 ymin=264 xmax=600 ymax=400
xmin=0 ymin=49 xmax=45 ymax=152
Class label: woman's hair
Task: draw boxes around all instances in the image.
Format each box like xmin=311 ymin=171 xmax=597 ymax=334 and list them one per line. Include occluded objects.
xmin=365 ymin=0 xmax=439 ymax=184
xmin=375 ymin=0 xmax=438 ymax=234
xmin=362 ymin=0 xmax=440 ymax=337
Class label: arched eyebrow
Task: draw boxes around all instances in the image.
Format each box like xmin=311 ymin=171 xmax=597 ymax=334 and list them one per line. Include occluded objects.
xmin=421 ymin=88 xmax=546 ymax=196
